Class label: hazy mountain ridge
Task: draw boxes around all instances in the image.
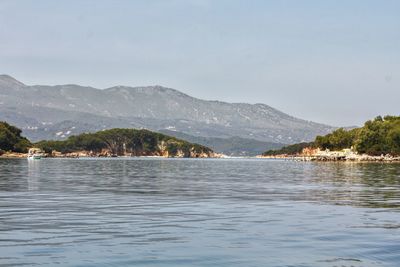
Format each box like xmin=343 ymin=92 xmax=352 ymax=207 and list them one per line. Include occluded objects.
xmin=3 ymin=79 xmax=311 ymax=129
xmin=0 ymin=75 xmax=335 ymax=154
xmin=159 ymin=129 xmax=285 ymax=156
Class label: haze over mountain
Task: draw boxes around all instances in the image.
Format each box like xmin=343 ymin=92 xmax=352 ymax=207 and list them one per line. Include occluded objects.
xmin=0 ymin=75 xmax=334 ymax=155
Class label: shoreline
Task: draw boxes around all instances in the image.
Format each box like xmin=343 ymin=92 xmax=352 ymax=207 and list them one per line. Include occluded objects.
xmin=2 ymin=152 xmax=400 ymax=162
xmin=258 ymin=155 xmax=400 ymax=162
xmin=259 ymin=146 xmax=400 ymax=162
xmin=0 ymin=152 xmax=225 ymax=159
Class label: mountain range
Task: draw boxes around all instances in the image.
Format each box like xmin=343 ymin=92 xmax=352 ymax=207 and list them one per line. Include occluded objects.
xmin=0 ymin=74 xmax=335 ymax=155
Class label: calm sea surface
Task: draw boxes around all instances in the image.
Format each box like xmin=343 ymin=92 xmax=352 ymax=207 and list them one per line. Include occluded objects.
xmin=0 ymin=158 xmax=399 ymax=267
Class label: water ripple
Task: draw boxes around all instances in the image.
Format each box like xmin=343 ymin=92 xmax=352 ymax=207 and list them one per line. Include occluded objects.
xmin=0 ymin=158 xmax=399 ymax=266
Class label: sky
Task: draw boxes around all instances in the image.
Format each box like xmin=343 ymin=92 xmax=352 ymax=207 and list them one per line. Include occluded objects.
xmin=0 ymin=0 xmax=399 ymax=126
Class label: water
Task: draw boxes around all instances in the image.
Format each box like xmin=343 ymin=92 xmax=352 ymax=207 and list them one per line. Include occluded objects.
xmin=0 ymin=158 xmax=400 ymax=267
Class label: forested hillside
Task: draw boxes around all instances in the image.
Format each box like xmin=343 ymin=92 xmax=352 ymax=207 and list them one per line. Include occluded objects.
xmin=36 ymin=128 xmax=214 ymax=157
xmin=0 ymin=121 xmax=214 ymax=157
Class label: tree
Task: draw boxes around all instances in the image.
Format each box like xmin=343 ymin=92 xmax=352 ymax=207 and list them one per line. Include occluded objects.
xmin=0 ymin=122 xmax=31 ymax=152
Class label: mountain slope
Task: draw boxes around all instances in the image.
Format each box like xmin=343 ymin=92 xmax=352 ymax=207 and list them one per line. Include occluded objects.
xmin=0 ymin=75 xmax=335 ymax=151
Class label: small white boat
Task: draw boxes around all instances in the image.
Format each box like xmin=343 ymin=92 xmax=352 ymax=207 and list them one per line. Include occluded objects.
xmin=27 ymin=148 xmax=44 ymax=160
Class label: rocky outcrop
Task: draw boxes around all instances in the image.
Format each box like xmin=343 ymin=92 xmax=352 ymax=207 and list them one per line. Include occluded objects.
xmin=310 ymin=148 xmax=400 ymax=162
xmin=46 ymin=147 xmax=219 ymax=158
xmin=260 ymin=147 xmax=400 ymax=162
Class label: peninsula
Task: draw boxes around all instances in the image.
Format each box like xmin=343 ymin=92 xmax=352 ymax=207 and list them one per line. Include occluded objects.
xmin=0 ymin=121 xmax=216 ymax=158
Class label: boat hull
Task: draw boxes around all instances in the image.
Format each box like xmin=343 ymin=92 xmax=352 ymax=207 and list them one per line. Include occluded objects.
xmin=27 ymin=155 xmax=42 ymax=160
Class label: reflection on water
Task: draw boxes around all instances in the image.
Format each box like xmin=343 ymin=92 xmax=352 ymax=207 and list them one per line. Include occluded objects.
xmin=27 ymin=160 xmax=41 ymax=191
xmin=0 ymin=158 xmax=399 ymax=266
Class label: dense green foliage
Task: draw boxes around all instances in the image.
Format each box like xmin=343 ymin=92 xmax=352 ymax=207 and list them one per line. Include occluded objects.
xmin=314 ymin=128 xmax=359 ymax=151
xmin=355 ymin=116 xmax=400 ymax=155
xmin=263 ymin=116 xmax=400 ymax=156
xmin=262 ymin=142 xmax=314 ymax=156
xmin=0 ymin=121 xmax=31 ymax=153
xmin=36 ymin=128 xmax=212 ymax=157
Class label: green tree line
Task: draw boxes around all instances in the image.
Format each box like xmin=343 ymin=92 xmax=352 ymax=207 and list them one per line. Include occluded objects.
xmin=264 ymin=115 xmax=400 ymax=156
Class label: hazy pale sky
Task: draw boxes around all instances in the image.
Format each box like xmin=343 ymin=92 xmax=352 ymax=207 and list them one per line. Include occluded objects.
xmin=0 ymin=0 xmax=399 ymax=126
